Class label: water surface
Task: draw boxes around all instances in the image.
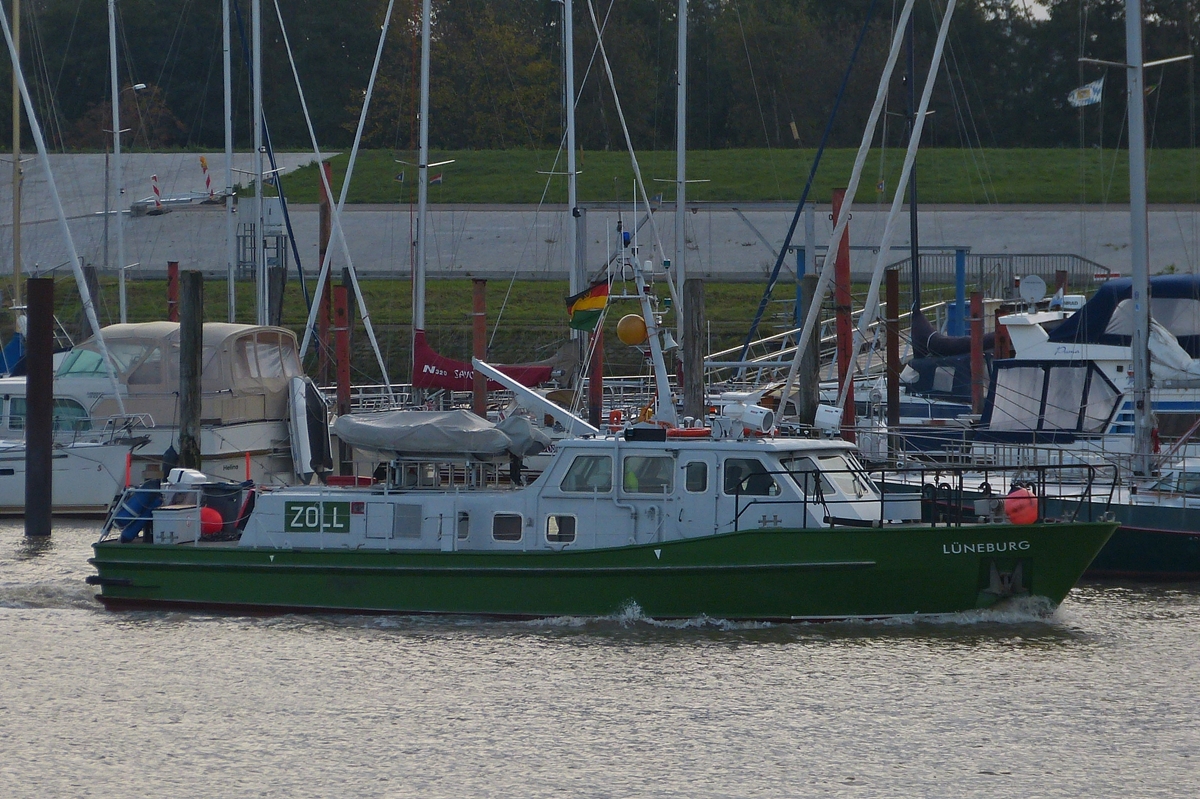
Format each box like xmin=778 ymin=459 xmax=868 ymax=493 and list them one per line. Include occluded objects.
xmin=1 ymin=522 xmax=1196 ymax=798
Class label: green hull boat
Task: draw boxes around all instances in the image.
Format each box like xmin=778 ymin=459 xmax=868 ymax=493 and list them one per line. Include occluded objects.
xmin=91 ymin=518 xmax=1115 ymax=621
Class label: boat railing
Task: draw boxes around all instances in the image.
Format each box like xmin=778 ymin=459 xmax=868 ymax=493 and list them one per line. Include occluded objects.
xmin=729 ymin=462 xmax=1119 ymax=532
xmin=100 ymin=480 xmax=253 ymax=544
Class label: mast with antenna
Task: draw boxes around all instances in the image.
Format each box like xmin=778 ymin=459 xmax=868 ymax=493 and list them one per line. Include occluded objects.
xmin=224 ymin=0 xmax=236 ymax=322
xmin=10 ymin=0 xmax=20 ymax=325
xmin=253 ymin=0 xmax=266 ymax=325
xmin=674 ymin=0 xmax=687 ymax=339
xmin=1126 ymin=0 xmax=1153 ymax=476
xmin=413 ymin=0 xmax=431 ymax=375
xmin=564 ymin=0 xmax=579 ymax=304
xmin=107 ymin=0 xmax=127 ymax=323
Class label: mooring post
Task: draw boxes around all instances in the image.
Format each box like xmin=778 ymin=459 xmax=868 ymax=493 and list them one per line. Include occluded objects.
xmin=317 ymin=162 xmax=333 ymax=385
xmin=951 ymin=248 xmax=967 ymax=336
xmin=588 ymin=328 xmax=604 ymax=428
xmin=683 ymin=278 xmax=706 ymax=420
xmin=25 ymin=278 xmax=53 ymax=537
xmin=885 ymin=268 xmax=901 ymax=458
xmin=472 ymin=278 xmax=487 ymax=417
xmin=334 ymin=285 xmax=352 ymax=475
xmin=179 ymin=270 xmax=203 ymax=471
xmin=970 ymin=292 xmax=985 ymax=414
xmin=167 ymin=260 xmax=180 ymax=322
xmin=797 ymin=273 xmax=820 ymax=428
xmin=994 ymin=305 xmax=1013 ymax=360
xmin=831 ymin=188 xmax=855 ymax=443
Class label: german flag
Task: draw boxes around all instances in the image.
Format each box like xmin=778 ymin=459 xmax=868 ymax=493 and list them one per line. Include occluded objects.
xmin=565 ymin=281 xmax=609 ymax=332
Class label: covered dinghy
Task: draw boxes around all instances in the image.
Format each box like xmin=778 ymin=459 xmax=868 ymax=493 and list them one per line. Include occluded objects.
xmin=1047 ymin=275 xmax=1200 ymax=357
xmin=332 ymin=409 xmax=550 ymax=461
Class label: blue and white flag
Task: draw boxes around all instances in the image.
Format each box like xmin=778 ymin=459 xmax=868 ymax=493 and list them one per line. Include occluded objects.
xmin=1068 ymin=78 xmax=1104 ymax=108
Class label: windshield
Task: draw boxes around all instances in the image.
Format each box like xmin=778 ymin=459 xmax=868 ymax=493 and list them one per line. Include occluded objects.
xmin=780 ymin=452 xmax=877 ymax=499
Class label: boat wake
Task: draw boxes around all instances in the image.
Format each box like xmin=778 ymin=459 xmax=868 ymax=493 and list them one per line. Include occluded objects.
xmin=526 ymin=601 xmax=776 ymax=632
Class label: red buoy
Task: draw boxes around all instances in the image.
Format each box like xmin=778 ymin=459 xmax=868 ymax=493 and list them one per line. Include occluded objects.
xmin=200 ymin=506 xmax=224 ymax=536
xmin=1004 ymin=487 xmax=1038 ymax=525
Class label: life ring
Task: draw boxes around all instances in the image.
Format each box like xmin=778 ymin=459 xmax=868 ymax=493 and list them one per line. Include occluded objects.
xmin=608 ymin=409 xmax=623 ymax=433
xmin=666 ymin=427 xmax=712 ymax=438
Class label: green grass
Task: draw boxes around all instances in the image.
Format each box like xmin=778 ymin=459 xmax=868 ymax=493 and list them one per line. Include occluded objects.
xmin=270 ymin=148 xmax=1200 ymax=205
xmin=27 ymin=276 xmax=817 ymax=383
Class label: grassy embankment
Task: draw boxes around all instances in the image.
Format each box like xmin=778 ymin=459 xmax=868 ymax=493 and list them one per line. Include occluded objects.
xmin=274 ymin=148 xmax=1200 ymax=204
xmin=27 ymin=147 xmax=1192 ymax=380
xmin=32 ymin=277 xmax=793 ymax=382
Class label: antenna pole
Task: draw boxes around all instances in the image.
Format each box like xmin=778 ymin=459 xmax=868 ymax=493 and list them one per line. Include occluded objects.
xmin=1126 ymin=0 xmax=1153 ymax=475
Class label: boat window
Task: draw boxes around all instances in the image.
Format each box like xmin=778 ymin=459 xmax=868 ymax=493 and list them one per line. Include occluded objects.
xmin=8 ymin=397 xmax=24 ymax=430
xmin=1043 ymin=367 xmax=1087 ymax=430
xmin=56 ymin=349 xmax=105 ymax=377
xmin=233 ymin=337 xmax=259 ymax=380
xmin=492 ymin=513 xmax=523 ymax=542
xmin=58 ymin=342 xmax=150 ymax=378
xmin=781 ymin=456 xmax=823 ymax=496
xmin=281 ymin=338 xmax=302 ymax=377
xmin=546 ymin=515 xmax=576 ymax=543
xmin=126 ymin=347 xmax=163 ymax=386
xmin=781 ymin=453 xmax=877 ymax=499
xmin=457 ymin=511 xmax=470 ymax=540
xmin=1081 ymin=370 xmax=1120 ymax=433
xmin=1178 ymin=472 xmax=1200 ymax=494
xmin=723 ymin=458 xmax=779 ymax=496
xmin=622 ymin=455 xmax=674 ymax=494
xmin=684 ymin=461 xmax=708 ymax=493
xmin=989 ymin=366 xmax=1044 ymax=430
xmin=52 ymin=399 xmax=92 ymax=433
xmin=560 ymin=455 xmax=612 ymax=492
xmin=255 ymin=335 xmax=286 ymax=378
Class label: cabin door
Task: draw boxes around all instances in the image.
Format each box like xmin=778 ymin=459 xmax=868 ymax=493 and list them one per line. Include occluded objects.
xmin=674 ymin=453 xmax=718 ymax=538
xmin=617 ymin=452 xmax=678 ymax=544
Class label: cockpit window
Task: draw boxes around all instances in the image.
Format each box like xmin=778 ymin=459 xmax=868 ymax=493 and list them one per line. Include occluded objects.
xmin=781 ymin=453 xmax=877 ymax=499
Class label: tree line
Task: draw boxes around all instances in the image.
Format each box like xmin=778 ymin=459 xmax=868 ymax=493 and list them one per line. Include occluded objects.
xmin=3 ymin=0 xmax=1197 ymax=155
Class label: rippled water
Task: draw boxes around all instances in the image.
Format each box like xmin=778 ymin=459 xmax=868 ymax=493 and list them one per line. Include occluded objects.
xmin=1 ymin=521 xmax=1197 ymax=798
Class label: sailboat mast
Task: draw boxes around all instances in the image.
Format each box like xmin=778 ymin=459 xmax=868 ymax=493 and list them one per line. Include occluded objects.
xmin=10 ymin=0 xmax=19 ymax=318
xmin=253 ymin=0 xmax=266 ymax=326
xmin=1126 ymin=0 xmax=1153 ymax=475
xmin=906 ymin=13 xmax=920 ymax=310
xmin=414 ymin=0 xmax=431 ymax=343
xmin=674 ymin=0 xmax=687 ymax=339
xmin=224 ymin=0 xmax=236 ymax=322
xmin=564 ymin=0 xmax=579 ymax=302
xmin=107 ymin=0 xmax=126 ymax=323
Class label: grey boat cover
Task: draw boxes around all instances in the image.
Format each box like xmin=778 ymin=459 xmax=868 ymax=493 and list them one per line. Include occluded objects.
xmin=332 ymin=409 xmax=549 ymax=459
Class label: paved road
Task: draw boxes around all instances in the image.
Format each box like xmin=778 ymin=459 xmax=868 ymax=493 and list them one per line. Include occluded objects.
xmin=3 ymin=153 xmax=1198 ymax=288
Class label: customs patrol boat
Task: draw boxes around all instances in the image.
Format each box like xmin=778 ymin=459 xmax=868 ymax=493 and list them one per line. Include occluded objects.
xmin=88 ymin=266 xmax=1116 ymax=621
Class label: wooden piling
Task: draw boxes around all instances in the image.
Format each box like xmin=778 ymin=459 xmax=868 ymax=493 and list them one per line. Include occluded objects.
xmin=334 ymin=285 xmax=352 ymax=475
xmin=472 ymin=279 xmax=487 ymax=417
xmin=683 ymin=278 xmax=706 ymax=420
xmin=24 ymin=278 xmax=53 ymax=537
xmin=832 ymin=189 xmax=855 ymax=443
xmin=588 ymin=329 xmax=604 ymax=428
xmin=178 ymin=270 xmax=203 ymax=471
xmin=167 ymin=260 xmax=180 ymax=322
xmin=317 ymin=163 xmax=333 ymax=384
xmin=796 ymin=273 xmax=820 ymax=427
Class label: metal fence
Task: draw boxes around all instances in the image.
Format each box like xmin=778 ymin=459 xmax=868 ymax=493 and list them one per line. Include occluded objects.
xmin=886 ymin=252 xmax=1113 ymax=303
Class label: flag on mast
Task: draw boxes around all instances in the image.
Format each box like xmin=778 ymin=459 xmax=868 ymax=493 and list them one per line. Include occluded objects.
xmin=1067 ymin=78 xmax=1104 ymax=108
xmin=566 ymin=281 xmax=609 ymax=331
